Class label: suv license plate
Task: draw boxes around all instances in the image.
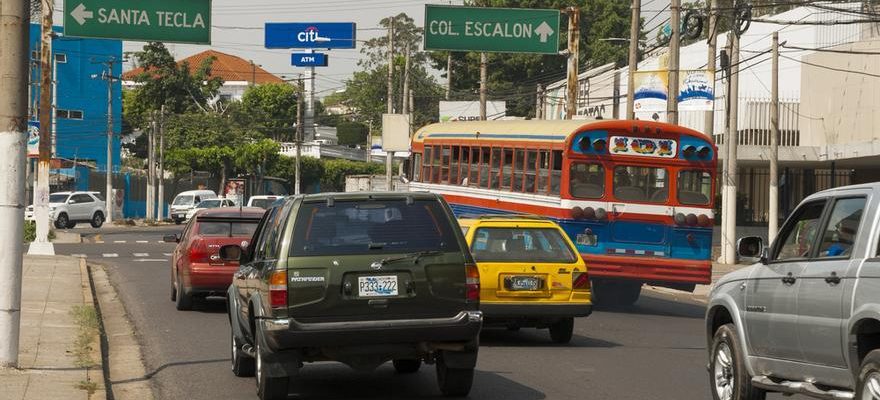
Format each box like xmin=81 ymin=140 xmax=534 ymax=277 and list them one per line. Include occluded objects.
xmin=358 ymin=275 xmax=399 ymax=297
xmin=505 ymin=276 xmax=542 ymax=291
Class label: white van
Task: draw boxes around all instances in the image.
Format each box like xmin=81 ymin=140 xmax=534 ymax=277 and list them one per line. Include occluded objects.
xmin=169 ymin=190 xmax=217 ymax=224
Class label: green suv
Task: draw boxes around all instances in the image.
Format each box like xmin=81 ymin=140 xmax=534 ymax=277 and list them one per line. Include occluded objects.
xmin=222 ymin=192 xmax=483 ymax=400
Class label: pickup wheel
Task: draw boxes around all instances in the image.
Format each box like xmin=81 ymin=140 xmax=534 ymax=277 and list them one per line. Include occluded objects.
xmin=709 ymin=324 xmax=766 ymax=400
xmin=856 ymin=349 xmax=880 ymax=400
xmin=175 ymin=269 xmax=193 ymax=311
xmin=392 ymin=359 xmax=421 ymax=374
xmin=549 ymin=317 xmax=574 ymax=344
xmin=436 ymin=352 xmax=474 ymax=397
xmin=54 ymin=213 xmax=69 ymax=229
xmin=255 ymin=326 xmax=289 ymax=400
xmin=231 ymin=327 xmax=255 ymax=377
xmin=90 ymin=211 xmax=104 ymax=228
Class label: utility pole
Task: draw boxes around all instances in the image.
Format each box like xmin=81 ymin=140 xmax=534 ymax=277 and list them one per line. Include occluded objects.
xmin=613 ymin=70 xmax=621 ymax=118
xmin=386 ymin=16 xmax=395 ymax=190
xmin=667 ymin=0 xmax=681 ymax=125
xmin=249 ymin=60 xmax=256 ymax=87
xmin=565 ymin=6 xmax=580 ymax=120
xmin=0 ymin=0 xmax=31 ymax=368
xmin=30 ymin=0 xmax=54 ymax=256
xmin=446 ymin=52 xmax=452 ymax=101
xmin=157 ymin=106 xmax=165 ymax=221
xmin=722 ymin=33 xmax=741 ymax=265
xmin=535 ymin=84 xmax=544 ymax=120
xmin=295 ymin=76 xmax=303 ymax=195
xmin=402 ymin=44 xmax=411 ymax=116
xmin=147 ymin=112 xmax=155 ymax=221
xmin=304 ymin=51 xmax=315 ymax=140
xmin=705 ymin=0 xmax=719 ymax=136
xmin=626 ymin=0 xmax=640 ymax=120
xmin=102 ymin=59 xmax=116 ymax=225
xmin=769 ymin=31 xmax=780 ymax=243
xmin=479 ymin=53 xmax=488 ymax=120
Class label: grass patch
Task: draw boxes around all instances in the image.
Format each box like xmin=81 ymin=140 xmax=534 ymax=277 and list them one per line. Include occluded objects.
xmin=76 ymin=380 xmax=100 ymax=395
xmin=70 ymin=305 xmax=100 ymax=368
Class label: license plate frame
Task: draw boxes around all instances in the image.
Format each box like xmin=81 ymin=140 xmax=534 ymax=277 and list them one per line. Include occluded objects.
xmin=504 ymin=276 xmax=543 ymax=291
xmin=357 ymin=275 xmax=399 ymax=297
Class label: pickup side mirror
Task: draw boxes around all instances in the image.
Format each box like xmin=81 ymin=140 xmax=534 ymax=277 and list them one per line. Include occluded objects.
xmin=163 ymin=234 xmax=180 ymax=243
xmin=737 ymin=236 xmax=767 ymax=264
xmin=219 ymin=244 xmax=244 ymax=263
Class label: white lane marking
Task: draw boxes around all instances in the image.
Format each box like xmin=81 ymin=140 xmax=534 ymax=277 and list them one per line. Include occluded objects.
xmin=71 ymin=254 xmax=87 ymax=258
xmin=102 ymin=253 xmax=118 ymax=258
xmin=136 ymin=240 xmax=149 ymax=243
xmin=132 ymin=259 xmax=168 ymax=262
xmin=114 ymin=240 xmax=126 ymax=243
xmin=157 ymin=241 xmax=166 ymax=244
xmin=163 ymin=253 xmax=173 ymax=257
xmin=95 ymin=241 xmax=105 ymax=244
xmin=133 ymin=253 xmax=149 ymax=257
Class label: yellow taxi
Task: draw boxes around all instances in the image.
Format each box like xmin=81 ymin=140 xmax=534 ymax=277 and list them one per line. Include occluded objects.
xmin=458 ymin=215 xmax=592 ymax=343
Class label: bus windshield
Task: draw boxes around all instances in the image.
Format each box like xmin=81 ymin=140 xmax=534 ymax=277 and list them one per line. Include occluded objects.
xmin=613 ymin=166 xmax=668 ymax=203
xmin=678 ymin=170 xmax=713 ymax=205
xmin=569 ymin=163 xmax=604 ymax=199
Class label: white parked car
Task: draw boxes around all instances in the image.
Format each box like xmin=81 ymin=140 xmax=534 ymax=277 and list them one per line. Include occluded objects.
xmin=25 ymin=191 xmax=107 ymax=229
xmin=245 ymin=195 xmax=281 ymax=209
xmin=183 ymin=198 xmax=236 ymax=221
xmin=169 ymin=190 xmax=218 ymax=224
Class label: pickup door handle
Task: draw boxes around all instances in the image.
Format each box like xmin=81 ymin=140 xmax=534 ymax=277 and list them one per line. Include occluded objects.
xmin=781 ymin=273 xmax=797 ymax=285
xmin=825 ymin=272 xmax=841 ymax=285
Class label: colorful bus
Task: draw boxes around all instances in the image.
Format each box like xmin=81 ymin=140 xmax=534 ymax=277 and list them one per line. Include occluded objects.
xmin=408 ymin=119 xmax=717 ymax=305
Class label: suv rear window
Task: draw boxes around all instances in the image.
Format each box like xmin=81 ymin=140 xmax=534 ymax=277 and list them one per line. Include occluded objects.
xmin=196 ymin=219 xmax=260 ymax=237
xmin=290 ymin=199 xmax=460 ymax=256
xmin=470 ymin=227 xmax=577 ymax=263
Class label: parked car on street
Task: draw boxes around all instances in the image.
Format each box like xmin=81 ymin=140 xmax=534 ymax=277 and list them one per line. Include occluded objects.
xmin=170 ymin=190 xmax=218 ymax=224
xmin=25 ymin=191 xmax=106 ymax=229
xmin=458 ymin=215 xmax=592 ymax=343
xmin=706 ymin=182 xmax=880 ymax=400
xmin=246 ymin=195 xmax=281 ymax=209
xmin=220 ymin=192 xmax=483 ymax=400
xmin=165 ymin=207 xmax=264 ymax=311
xmin=184 ymin=198 xmax=236 ymax=221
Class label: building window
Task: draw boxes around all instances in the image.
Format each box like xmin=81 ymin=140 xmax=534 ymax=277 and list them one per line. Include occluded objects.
xmin=56 ymin=109 xmax=83 ymax=120
xmin=54 ymin=53 xmax=67 ymax=63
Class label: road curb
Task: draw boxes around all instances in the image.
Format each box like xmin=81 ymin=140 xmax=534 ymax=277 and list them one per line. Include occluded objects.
xmin=642 ymin=285 xmax=709 ymax=306
xmin=88 ymin=263 xmax=156 ymax=400
xmin=80 ymin=258 xmax=107 ymax=400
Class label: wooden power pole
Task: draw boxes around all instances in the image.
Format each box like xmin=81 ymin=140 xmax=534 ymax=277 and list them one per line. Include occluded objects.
xmin=769 ymin=31 xmax=780 ymax=243
xmin=565 ymin=7 xmax=580 ymax=120
xmin=667 ymin=0 xmax=681 ymax=124
xmin=626 ymin=0 xmax=640 ymax=120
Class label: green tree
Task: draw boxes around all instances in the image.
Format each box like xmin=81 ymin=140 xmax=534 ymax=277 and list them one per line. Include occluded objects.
xmin=237 ymin=83 xmax=298 ymax=141
xmin=336 ymin=121 xmax=370 ymax=147
xmin=320 ymin=159 xmax=385 ymax=192
xmin=164 ymin=112 xmax=248 ymax=150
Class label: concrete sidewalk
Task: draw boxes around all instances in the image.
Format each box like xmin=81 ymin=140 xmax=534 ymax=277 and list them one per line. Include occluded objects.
xmin=0 ymin=255 xmax=104 ymax=400
xmin=645 ymin=262 xmax=751 ymax=304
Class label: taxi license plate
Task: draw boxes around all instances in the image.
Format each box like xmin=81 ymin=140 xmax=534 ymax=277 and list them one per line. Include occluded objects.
xmin=358 ymin=275 xmax=398 ymax=297
xmin=505 ymin=276 xmax=542 ymax=291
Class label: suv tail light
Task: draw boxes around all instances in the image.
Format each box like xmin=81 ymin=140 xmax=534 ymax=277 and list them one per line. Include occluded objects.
xmin=465 ymin=263 xmax=480 ymax=302
xmin=572 ymin=271 xmax=591 ymax=291
xmin=188 ymin=239 xmax=212 ymax=264
xmin=269 ymin=270 xmax=288 ymax=308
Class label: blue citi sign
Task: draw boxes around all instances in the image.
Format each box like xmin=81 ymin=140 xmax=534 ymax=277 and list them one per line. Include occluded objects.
xmin=265 ymin=22 xmax=356 ymax=49
xmin=292 ymin=53 xmax=329 ymax=67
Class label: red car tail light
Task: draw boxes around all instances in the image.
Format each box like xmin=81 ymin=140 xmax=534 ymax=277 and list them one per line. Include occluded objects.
xmin=269 ymin=270 xmax=288 ymax=308
xmin=465 ymin=263 xmax=480 ymax=302
xmin=572 ymin=271 xmax=591 ymax=291
xmin=188 ymin=239 xmax=212 ymax=264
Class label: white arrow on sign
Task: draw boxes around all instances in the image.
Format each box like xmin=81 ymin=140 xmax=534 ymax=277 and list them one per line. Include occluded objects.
xmin=535 ymin=21 xmax=554 ymax=43
xmin=71 ymin=3 xmax=94 ymax=25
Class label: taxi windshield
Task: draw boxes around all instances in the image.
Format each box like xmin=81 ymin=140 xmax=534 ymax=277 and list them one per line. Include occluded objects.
xmin=470 ymin=227 xmax=576 ymax=263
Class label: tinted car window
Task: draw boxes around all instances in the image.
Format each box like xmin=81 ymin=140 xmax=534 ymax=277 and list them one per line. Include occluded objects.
xmin=173 ymin=196 xmax=193 ymax=206
xmin=50 ymin=194 xmax=69 ymax=203
xmin=91 ymin=193 xmax=105 ymax=202
xmin=470 ymin=227 xmax=576 ymax=263
xmin=72 ymin=194 xmax=93 ymax=203
xmin=196 ymin=220 xmax=260 ymax=237
xmin=774 ymin=201 xmax=826 ymax=261
xmin=817 ymin=198 xmax=865 ymax=258
xmin=291 ymin=199 xmax=460 ymax=256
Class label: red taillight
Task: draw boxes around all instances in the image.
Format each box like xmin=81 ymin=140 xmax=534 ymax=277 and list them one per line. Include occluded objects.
xmin=686 ymin=213 xmax=698 ymax=226
xmin=572 ymin=271 xmax=591 ymax=290
xmin=188 ymin=240 xmax=212 ymax=263
xmin=571 ymin=206 xmax=584 ymax=219
xmin=269 ymin=270 xmax=287 ymax=308
xmin=465 ymin=264 xmax=480 ymax=302
xmin=698 ymin=214 xmax=712 ymax=227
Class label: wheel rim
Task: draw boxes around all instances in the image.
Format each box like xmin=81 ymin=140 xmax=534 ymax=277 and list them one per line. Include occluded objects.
xmin=95 ymin=214 xmax=103 ymax=224
xmin=713 ymin=342 xmax=735 ymax=400
xmin=59 ymin=215 xmax=67 ymax=225
xmin=863 ymin=372 xmax=880 ymax=400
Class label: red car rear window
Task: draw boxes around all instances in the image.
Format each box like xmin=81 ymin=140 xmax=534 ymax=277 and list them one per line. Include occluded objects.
xmin=196 ymin=221 xmax=259 ymax=237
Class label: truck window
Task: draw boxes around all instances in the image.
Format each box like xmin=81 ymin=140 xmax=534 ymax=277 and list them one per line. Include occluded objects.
xmin=817 ymin=198 xmax=865 ymax=258
xmin=773 ymin=201 xmax=826 ymax=261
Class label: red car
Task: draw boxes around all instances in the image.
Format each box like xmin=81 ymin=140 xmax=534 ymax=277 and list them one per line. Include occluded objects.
xmin=166 ymin=207 xmax=265 ymax=311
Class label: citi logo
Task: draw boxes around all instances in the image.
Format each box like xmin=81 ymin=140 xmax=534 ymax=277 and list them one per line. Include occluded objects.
xmin=297 ymin=27 xmax=330 ymax=43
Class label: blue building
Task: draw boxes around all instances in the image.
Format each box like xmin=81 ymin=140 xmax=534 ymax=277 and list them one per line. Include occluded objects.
xmin=29 ymin=24 xmax=122 ymax=172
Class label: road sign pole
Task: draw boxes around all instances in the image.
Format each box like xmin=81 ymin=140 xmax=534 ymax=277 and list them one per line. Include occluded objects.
xmin=0 ymin=0 xmax=31 ymax=368
xmin=479 ymin=53 xmax=487 ymax=120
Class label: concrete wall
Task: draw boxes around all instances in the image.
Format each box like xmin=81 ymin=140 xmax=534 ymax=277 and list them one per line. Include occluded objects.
xmin=799 ymin=39 xmax=880 ymax=147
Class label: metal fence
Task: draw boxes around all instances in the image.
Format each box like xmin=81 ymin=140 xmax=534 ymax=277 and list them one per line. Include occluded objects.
xmin=733 ymin=167 xmax=853 ymax=225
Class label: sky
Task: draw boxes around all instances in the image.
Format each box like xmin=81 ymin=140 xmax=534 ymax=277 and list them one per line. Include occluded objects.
xmin=51 ymin=0 xmax=672 ymax=98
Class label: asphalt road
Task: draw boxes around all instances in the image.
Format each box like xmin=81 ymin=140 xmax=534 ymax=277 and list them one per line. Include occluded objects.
xmin=53 ymin=225 xmax=805 ymax=400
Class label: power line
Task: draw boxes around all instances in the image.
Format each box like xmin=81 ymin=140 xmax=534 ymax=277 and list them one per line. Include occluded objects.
xmin=780 ymin=54 xmax=880 ymax=78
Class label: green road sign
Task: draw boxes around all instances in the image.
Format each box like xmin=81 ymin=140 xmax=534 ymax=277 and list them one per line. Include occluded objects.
xmin=63 ymin=0 xmax=211 ymax=44
xmin=424 ymin=5 xmax=559 ymax=54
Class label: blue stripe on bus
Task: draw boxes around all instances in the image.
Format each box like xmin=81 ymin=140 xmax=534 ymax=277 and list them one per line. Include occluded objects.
xmin=424 ymin=133 xmax=569 ymax=141
xmin=448 ymin=202 xmax=711 ymax=261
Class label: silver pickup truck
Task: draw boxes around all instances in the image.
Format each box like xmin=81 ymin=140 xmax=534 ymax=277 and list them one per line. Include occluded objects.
xmin=706 ymin=183 xmax=880 ymax=400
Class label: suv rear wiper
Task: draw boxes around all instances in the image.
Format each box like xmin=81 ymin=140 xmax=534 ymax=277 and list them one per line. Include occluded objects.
xmin=378 ymin=251 xmax=444 ymax=266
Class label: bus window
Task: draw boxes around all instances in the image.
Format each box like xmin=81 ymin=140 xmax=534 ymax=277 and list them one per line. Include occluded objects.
xmin=432 ymin=145 xmax=443 ymax=183
xmin=678 ymin=170 xmax=712 ymax=205
xmin=501 ymin=149 xmax=514 ymax=190
xmin=422 ymin=147 xmax=433 ymax=183
xmin=459 ymin=146 xmax=471 ymax=185
xmin=450 ymin=146 xmax=460 ymax=185
xmin=538 ymin=150 xmax=551 ymax=194
xmin=525 ymin=150 xmax=538 ymax=193
xmin=413 ymin=153 xmax=422 ymax=182
xmin=441 ymin=146 xmax=451 ymax=183
xmin=551 ymin=150 xmax=563 ymax=195
xmin=570 ymin=163 xmax=605 ymax=199
xmin=470 ymin=147 xmax=481 ymax=187
xmin=490 ymin=148 xmax=502 ymax=189
xmin=613 ymin=166 xmax=668 ymax=203
xmin=513 ymin=149 xmax=525 ymax=192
